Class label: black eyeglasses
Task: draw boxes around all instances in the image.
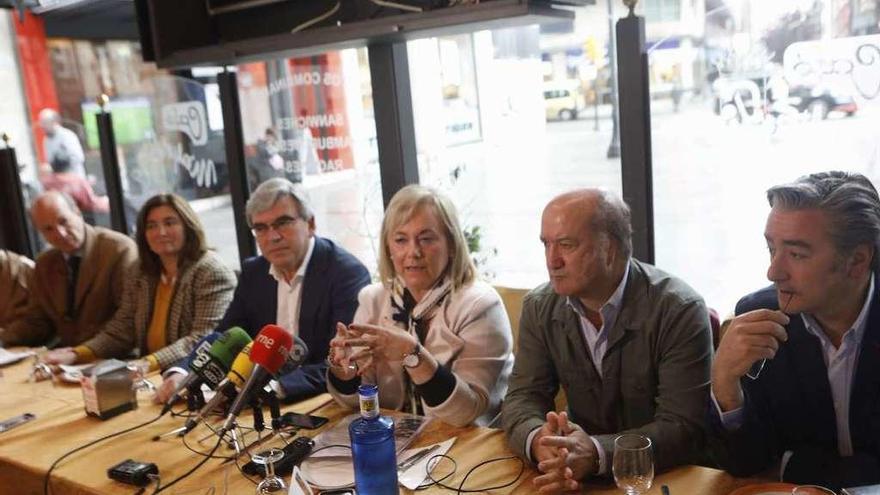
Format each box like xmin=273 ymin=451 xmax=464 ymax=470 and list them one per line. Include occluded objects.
xmin=251 ymin=215 xmax=302 ymax=237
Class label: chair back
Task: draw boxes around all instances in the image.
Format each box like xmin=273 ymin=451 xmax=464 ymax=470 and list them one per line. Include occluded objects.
xmin=494 ymin=285 xmax=528 ymax=354
xmin=493 ymin=285 xmax=569 ymax=414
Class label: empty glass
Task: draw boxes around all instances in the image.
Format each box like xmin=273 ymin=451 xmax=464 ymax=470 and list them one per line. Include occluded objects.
xmin=792 ymin=486 xmax=836 ymax=495
xmin=29 ymin=347 xmax=53 ymax=382
xmin=613 ymin=434 xmax=654 ymax=495
xmin=126 ymin=360 xmax=156 ymax=395
xmin=252 ymin=448 xmax=287 ymax=494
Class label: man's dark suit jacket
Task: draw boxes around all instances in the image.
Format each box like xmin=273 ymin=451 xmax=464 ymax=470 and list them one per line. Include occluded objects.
xmin=216 ymin=236 xmax=370 ymax=402
xmin=709 ymin=285 xmax=880 ymax=490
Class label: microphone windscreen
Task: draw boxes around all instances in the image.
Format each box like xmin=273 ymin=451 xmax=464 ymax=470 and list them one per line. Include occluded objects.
xmin=186 ymin=332 xmax=222 ymax=372
xmin=278 ymin=335 xmax=310 ymax=376
xmin=209 ymin=326 xmax=252 ymax=365
xmin=290 ymin=335 xmax=309 ymax=366
xmin=250 ymin=325 xmax=293 ymax=375
xmin=194 ymin=327 xmax=253 ymax=388
xmin=227 ymin=342 xmax=255 ymax=388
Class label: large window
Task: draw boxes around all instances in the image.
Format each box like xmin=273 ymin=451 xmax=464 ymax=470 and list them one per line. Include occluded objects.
xmin=644 ymin=0 xmax=683 ymax=23
xmin=39 ymin=39 xmax=167 ymax=231
xmin=108 ymin=74 xmax=240 ymax=268
xmin=408 ymin=15 xmax=623 ymax=289
xmin=36 ymin=39 xmax=243 ymax=269
xmin=236 ymin=49 xmax=381 ymax=273
xmin=648 ymin=1 xmax=880 ymax=313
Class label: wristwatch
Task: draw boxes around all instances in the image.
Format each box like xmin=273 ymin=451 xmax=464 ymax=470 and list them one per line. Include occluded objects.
xmin=402 ymin=343 xmax=422 ymax=369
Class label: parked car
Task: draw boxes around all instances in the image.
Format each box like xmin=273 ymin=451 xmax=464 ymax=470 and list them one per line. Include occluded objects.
xmin=543 ymin=82 xmax=585 ymax=121
xmin=714 ymin=74 xmax=858 ymax=123
xmin=787 ymin=85 xmax=857 ymax=120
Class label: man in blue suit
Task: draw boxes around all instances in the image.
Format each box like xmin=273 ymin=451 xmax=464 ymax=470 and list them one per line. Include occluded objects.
xmin=156 ymin=178 xmax=370 ymax=402
xmin=710 ymin=171 xmax=880 ymax=490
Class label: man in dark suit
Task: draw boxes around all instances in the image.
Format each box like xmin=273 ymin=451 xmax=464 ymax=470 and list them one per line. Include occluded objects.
xmin=156 ymin=178 xmax=370 ymax=402
xmin=502 ymin=189 xmax=713 ymax=494
xmin=710 ymin=171 xmax=880 ymax=490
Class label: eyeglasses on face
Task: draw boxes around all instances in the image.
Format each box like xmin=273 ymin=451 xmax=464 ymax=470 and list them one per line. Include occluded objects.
xmin=251 ymin=215 xmax=302 ymax=237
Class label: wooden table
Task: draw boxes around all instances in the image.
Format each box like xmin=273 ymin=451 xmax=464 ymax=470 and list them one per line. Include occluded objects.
xmin=0 ymin=356 xmax=762 ymax=494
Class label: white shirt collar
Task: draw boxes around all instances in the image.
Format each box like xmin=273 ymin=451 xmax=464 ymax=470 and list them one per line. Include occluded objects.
xmin=62 ymin=248 xmax=83 ymax=261
xmin=269 ymin=236 xmax=315 ymax=284
xmin=802 ymin=273 xmax=874 ymax=346
xmin=567 ymin=262 xmax=630 ymax=321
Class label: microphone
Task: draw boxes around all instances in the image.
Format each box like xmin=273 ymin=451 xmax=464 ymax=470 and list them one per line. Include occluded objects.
xmin=264 ymin=335 xmax=308 ymax=431
xmin=227 ymin=342 xmax=256 ymax=388
xmin=198 ymin=327 xmax=253 ymax=388
xmin=279 ymin=335 xmax=310 ymax=375
xmin=220 ymin=325 xmax=294 ymax=433
xmin=160 ymin=327 xmax=252 ymax=415
xmin=181 ymin=342 xmax=255 ymax=435
xmin=160 ymin=332 xmax=219 ymax=415
xmin=214 ymin=335 xmax=308 ymax=435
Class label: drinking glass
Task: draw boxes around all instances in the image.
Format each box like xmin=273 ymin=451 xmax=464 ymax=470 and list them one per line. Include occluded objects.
xmin=252 ymin=448 xmax=287 ymax=494
xmin=613 ymin=434 xmax=654 ymax=495
xmin=29 ymin=347 xmax=53 ymax=382
xmin=126 ymin=360 xmax=156 ymax=395
xmin=792 ymin=486 xmax=836 ymax=495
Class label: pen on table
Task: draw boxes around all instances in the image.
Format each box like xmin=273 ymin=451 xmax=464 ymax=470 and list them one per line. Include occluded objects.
xmin=661 ymin=485 xmax=670 ymax=495
xmin=398 ymin=444 xmax=440 ymax=471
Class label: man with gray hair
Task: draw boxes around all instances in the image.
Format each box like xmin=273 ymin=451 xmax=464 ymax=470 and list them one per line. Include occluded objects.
xmin=0 ymin=191 xmax=136 ymax=348
xmin=155 ymin=178 xmax=370 ymax=402
xmin=710 ymin=171 xmax=880 ymax=490
xmin=38 ymin=108 xmax=86 ymax=177
xmin=502 ymin=188 xmax=712 ymax=493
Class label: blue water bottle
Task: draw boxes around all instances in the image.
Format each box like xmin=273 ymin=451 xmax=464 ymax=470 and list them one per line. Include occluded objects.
xmin=349 ymin=384 xmax=398 ymax=494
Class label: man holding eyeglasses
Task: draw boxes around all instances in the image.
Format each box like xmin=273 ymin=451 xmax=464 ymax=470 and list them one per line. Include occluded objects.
xmin=155 ymin=178 xmax=370 ymax=402
xmin=709 ymin=172 xmax=880 ymax=490
xmin=0 ymin=191 xmax=136 ymax=348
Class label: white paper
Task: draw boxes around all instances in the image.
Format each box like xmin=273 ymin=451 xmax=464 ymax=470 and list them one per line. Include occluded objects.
xmin=309 ymin=412 xmax=430 ymax=458
xmin=398 ymin=438 xmax=456 ymax=490
xmin=58 ymin=364 xmax=94 ymax=383
xmin=0 ymin=348 xmax=35 ymax=366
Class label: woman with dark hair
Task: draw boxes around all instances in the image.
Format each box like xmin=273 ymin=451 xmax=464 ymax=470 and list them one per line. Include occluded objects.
xmin=43 ymin=193 xmax=236 ymax=371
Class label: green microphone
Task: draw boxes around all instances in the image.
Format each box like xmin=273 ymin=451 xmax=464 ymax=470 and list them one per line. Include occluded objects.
xmin=195 ymin=326 xmax=253 ymax=389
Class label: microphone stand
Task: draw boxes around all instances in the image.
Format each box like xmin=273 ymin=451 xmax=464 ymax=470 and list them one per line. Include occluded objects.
xmin=153 ymin=384 xmax=208 ymax=441
xmin=218 ymin=393 xmax=280 ymax=466
xmin=152 ymin=425 xmax=189 ymax=441
xmin=228 ymin=426 xmax=243 ymax=457
xmin=186 ymin=383 xmax=205 ymax=411
xmin=263 ymin=390 xmax=282 ymax=432
xmin=251 ymin=398 xmax=265 ymax=434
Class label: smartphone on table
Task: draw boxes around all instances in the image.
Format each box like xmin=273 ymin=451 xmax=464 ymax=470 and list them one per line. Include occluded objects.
xmin=280 ymin=411 xmax=329 ymax=429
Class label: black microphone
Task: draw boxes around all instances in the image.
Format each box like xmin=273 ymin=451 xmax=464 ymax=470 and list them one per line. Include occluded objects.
xmin=160 ymin=327 xmax=251 ymax=415
xmin=180 ymin=342 xmax=254 ymax=436
xmin=279 ymin=334 xmax=310 ymax=375
xmin=160 ymin=333 xmax=218 ymax=415
xmin=220 ymin=325 xmax=302 ymax=433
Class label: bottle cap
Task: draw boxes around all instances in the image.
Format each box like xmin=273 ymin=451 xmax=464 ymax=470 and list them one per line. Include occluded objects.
xmin=358 ymin=384 xmax=379 ymax=419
